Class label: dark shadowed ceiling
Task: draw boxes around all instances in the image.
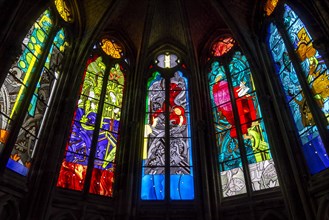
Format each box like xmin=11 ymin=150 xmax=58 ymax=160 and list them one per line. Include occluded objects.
xmin=101 ymin=0 xmax=244 ymax=55
xmin=78 ymin=0 xmax=260 ymax=65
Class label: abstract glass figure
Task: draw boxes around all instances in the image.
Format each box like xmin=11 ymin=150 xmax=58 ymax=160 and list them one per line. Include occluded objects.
xmin=209 ymin=38 xmax=279 ymax=197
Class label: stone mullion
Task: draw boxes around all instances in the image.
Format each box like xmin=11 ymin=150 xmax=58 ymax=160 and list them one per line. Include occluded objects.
xmin=223 ymin=63 xmax=254 ymax=198
xmin=82 ymin=58 xmax=112 ymax=195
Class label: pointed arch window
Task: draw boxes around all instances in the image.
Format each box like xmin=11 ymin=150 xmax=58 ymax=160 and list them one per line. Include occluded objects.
xmin=141 ymin=53 xmax=194 ymax=200
xmin=266 ymin=3 xmax=329 ymax=174
xmin=56 ymin=37 xmax=127 ymax=197
xmin=0 ymin=7 xmax=69 ymax=176
xmin=208 ymin=36 xmax=279 ymax=198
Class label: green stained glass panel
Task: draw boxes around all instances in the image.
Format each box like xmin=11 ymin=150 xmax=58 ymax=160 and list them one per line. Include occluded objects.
xmin=109 ymin=64 xmax=125 ymax=85
xmin=102 ymin=103 xmax=120 ymax=121
xmin=53 ymin=28 xmax=67 ymax=52
xmin=36 ymin=9 xmax=53 ymax=34
xmin=105 ymin=81 xmax=124 ymax=107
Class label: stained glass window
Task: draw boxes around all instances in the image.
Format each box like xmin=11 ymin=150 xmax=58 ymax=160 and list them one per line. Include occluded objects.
xmin=55 ymin=0 xmax=73 ymax=22
xmin=56 ymin=38 xmax=126 ymax=197
xmin=0 ymin=9 xmax=69 ymax=176
xmin=156 ymin=53 xmax=179 ymax=68
xmin=208 ymin=39 xmax=279 ymax=198
xmin=101 ymin=39 xmax=123 ymax=59
xmin=211 ymin=37 xmax=235 ymax=57
xmin=141 ymin=54 xmax=194 ymax=200
xmin=267 ymin=4 xmax=329 ymax=174
xmin=265 ymin=0 xmax=279 ymax=16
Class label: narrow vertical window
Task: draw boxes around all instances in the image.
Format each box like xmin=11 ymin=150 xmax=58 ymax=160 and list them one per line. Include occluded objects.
xmin=141 ymin=53 xmax=194 ymax=200
xmin=0 ymin=9 xmax=69 ymax=176
xmin=267 ymin=4 xmax=329 ymax=174
xmin=208 ymin=37 xmax=279 ymax=197
xmin=57 ymin=38 xmax=126 ymax=197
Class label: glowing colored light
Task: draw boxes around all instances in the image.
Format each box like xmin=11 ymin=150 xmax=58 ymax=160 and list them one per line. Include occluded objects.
xmin=55 ymin=0 xmax=73 ymax=22
xmin=265 ymin=0 xmax=279 ymax=16
xmin=211 ymin=37 xmax=235 ymax=57
xmin=101 ymin=39 xmax=122 ymax=59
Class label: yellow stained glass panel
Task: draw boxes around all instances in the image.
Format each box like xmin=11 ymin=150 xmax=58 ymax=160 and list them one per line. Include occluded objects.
xmin=55 ymin=0 xmax=72 ymax=22
xmin=101 ymin=39 xmax=122 ymax=59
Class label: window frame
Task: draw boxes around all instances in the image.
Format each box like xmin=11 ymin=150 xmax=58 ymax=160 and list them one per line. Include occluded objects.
xmin=56 ymin=36 xmax=129 ymax=197
xmin=264 ymin=2 xmax=329 ymax=175
xmin=0 ymin=7 xmax=71 ymax=177
xmin=206 ymin=38 xmax=280 ymax=199
xmin=139 ymin=52 xmax=196 ymax=202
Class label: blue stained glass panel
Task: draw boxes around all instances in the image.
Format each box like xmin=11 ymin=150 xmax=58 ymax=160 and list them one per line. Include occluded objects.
xmin=142 ymin=70 xmax=194 ymax=200
xmin=283 ymin=4 xmax=299 ymax=30
xmin=210 ymin=47 xmax=279 ymax=196
xmin=268 ymin=21 xmax=329 ymax=174
xmin=268 ymin=23 xmax=282 ymax=50
xmin=283 ymin=4 xmax=329 ymax=118
xmin=208 ymin=62 xmax=226 ymax=85
xmin=170 ymin=167 xmax=194 ymax=200
xmin=217 ymin=131 xmax=241 ymax=165
xmin=95 ymin=130 xmax=118 ymax=162
xmin=58 ymin=50 xmax=126 ymax=195
xmin=141 ymin=171 xmax=165 ymax=200
xmin=301 ymin=130 xmax=329 ymax=174
xmin=229 ymin=51 xmax=249 ymax=75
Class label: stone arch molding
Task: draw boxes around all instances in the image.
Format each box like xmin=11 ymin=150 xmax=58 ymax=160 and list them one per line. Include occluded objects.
xmin=0 ymin=194 xmax=20 ymax=220
xmin=317 ymin=195 xmax=329 ymax=220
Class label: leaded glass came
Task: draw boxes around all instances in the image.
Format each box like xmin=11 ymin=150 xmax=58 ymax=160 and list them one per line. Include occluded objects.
xmin=57 ymin=39 xmax=126 ymax=197
xmin=267 ymin=6 xmax=329 ymax=174
xmin=141 ymin=63 xmax=194 ymax=200
xmin=0 ymin=9 xmax=69 ymax=176
xmin=209 ymin=38 xmax=279 ymax=197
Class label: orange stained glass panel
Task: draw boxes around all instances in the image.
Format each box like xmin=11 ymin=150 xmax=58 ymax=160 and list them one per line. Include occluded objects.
xmin=212 ymin=37 xmax=235 ymax=57
xmin=101 ymin=39 xmax=122 ymax=59
xmin=265 ymin=0 xmax=279 ymax=16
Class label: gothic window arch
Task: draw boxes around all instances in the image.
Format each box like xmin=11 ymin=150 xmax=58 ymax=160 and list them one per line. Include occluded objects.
xmin=207 ymin=36 xmax=279 ymax=198
xmin=265 ymin=1 xmax=329 ymax=174
xmin=0 ymin=3 xmax=71 ymax=176
xmin=141 ymin=52 xmax=195 ymax=200
xmin=56 ymin=37 xmax=128 ymax=197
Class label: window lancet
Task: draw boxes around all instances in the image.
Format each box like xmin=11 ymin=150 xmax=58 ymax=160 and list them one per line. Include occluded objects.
xmin=208 ymin=39 xmax=279 ymax=197
xmin=0 ymin=9 xmax=68 ymax=176
xmin=56 ymin=38 xmax=126 ymax=197
xmin=141 ymin=53 xmax=194 ymax=200
xmin=267 ymin=4 xmax=329 ymax=174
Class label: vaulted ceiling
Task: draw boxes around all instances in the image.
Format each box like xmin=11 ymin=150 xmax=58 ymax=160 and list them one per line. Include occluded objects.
xmin=79 ymin=0 xmax=260 ymax=61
